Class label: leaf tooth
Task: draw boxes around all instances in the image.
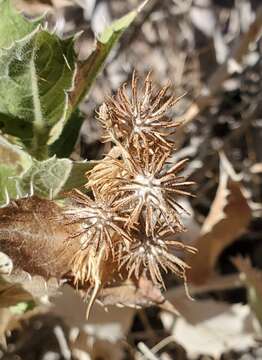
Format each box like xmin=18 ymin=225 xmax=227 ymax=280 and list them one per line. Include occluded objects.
xmin=4 ymin=187 xmax=10 ymax=205
xmin=15 ymin=179 xmax=23 ymax=198
xmin=30 ymin=179 xmax=34 ymax=196
xmin=49 ymin=187 xmax=54 ymax=200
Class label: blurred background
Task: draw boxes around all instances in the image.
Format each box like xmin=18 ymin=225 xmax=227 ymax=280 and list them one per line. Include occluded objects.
xmin=1 ymin=0 xmax=262 ymax=359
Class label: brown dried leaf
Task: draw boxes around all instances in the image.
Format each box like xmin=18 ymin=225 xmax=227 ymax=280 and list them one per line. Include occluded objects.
xmin=0 ymin=276 xmax=33 ymax=308
xmin=169 ymin=301 xmax=256 ymax=359
xmin=4 ymin=270 xmax=61 ymax=300
xmin=99 ymin=276 xmax=178 ymax=314
xmin=0 ymin=309 xmax=12 ymax=346
xmin=187 ymin=154 xmax=251 ymax=284
xmin=54 ymin=285 xmax=133 ymax=360
xmin=0 ymin=268 xmax=60 ymax=315
xmin=0 ymin=196 xmax=80 ymax=279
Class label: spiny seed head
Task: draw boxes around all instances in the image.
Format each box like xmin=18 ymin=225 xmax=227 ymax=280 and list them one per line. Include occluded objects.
xmin=98 ymin=71 xmax=182 ymax=152
xmin=64 ymin=189 xmax=130 ymax=261
xmin=68 ymin=72 xmax=196 ymax=293
xmin=88 ymin=148 xmax=194 ymax=235
xmin=86 ymin=156 xmax=122 ymax=194
xmin=119 ymin=225 xmax=197 ymax=288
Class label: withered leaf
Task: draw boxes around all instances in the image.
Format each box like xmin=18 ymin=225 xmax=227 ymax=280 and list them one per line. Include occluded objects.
xmin=53 ymin=284 xmax=135 ymax=355
xmin=171 ymin=301 xmax=256 ymax=359
xmin=0 ymin=196 xmax=80 ymax=279
xmin=187 ymin=154 xmax=251 ymax=285
xmin=99 ymin=276 xmax=178 ymax=314
xmin=4 ymin=269 xmax=61 ymax=300
xmin=0 ymin=276 xmax=33 ymax=308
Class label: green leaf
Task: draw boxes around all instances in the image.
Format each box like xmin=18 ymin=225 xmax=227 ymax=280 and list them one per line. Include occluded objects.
xmin=0 ymin=28 xmax=76 ymax=159
xmin=62 ymin=161 xmax=94 ymax=193
xmin=0 ymin=0 xmax=39 ymax=48
xmin=68 ymin=1 xmax=147 ymax=112
xmin=0 ymin=164 xmax=17 ymax=204
xmin=99 ymin=10 xmax=139 ymax=44
xmin=0 ymin=136 xmax=93 ymax=202
xmin=16 ymin=156 xmax=94 ymax=199
xmin=0 ymin=135 xmax=31 ymax=204
xmin=49 ymin=109 xmax=84 ymax=158
xmin=0 ymin=135 xmax=31 ymax=170
xmin=10 ymin=301 xmax=35 ymax=315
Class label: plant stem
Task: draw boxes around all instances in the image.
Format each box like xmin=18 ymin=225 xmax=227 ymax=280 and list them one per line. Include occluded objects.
xmin=30 ymin=46 xmax=49 ymax=160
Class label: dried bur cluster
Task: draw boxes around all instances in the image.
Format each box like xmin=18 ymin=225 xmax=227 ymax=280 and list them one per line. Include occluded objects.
xmin=64 ymin=72 xmax=197 ymax=312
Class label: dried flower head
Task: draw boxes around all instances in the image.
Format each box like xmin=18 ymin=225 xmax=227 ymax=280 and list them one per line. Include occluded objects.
xmin=64 ymin=189 xmax=130 ymax=283
xmin=86 ymin=154 xmax=122 ymax=193
xmin=67 ymin=72 xmax=196 ymax=306
xmin=98 ymin=71 xmax=183 ymax=151
xmin=88 ymin=148 xmax=194 ymax=235
xmin=119 ymin=224 xmax=196 ymax=288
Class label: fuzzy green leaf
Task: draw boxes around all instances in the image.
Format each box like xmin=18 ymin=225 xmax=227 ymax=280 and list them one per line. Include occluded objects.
xmin=49 ymin=109 xmax=84 ymax=158
xmin=16 ymin=156 xmax=93 ymax=199
xmin=99 ymin=9 xmax=138 ymax=44
xmin=0 ymin=164 xmax=17 ymax=204
xmin=0 ymin=28 xmax=76 ymax=159
xmin=0 ymin=135 xmax=31 ymax=170
xmin=0 ymin=0 xmax=39 ymax=48
xmin=0 ymin=136 xmax=31 ymax=204
xmin=62 ymin=161 xmax=94 ymax=193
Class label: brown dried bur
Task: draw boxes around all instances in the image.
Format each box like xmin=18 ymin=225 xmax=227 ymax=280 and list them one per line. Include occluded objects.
xmin=63 ymin=189 xmax=130 ymax=267
xmin=88 ymin=148 xmax=194 ymax=235
xmin=63 ymin=189 xmax=131 ymax=316
xmin=119 ymin=223 xmax=197 ymax=289
xmin=69 ymin=72 xmax=196 ymax=315
xmin=98 ymin=71 xmax=184 ymax=151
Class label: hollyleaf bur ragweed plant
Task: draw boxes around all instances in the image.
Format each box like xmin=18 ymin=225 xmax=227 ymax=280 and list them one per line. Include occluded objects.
xmin=0 ymin=0 xmax=197 ymax=316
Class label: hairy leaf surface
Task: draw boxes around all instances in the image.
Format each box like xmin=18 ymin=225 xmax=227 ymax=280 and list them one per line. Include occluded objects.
xmin=0 ymin=0 xmax=39 ymax=48
xmin=16 ymin=156 xmax=93 ymax=198
xmin=0 ymin=28 xmax=76 ymax=158
xmin=0 ymin=135 xmax=31 ymax=204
